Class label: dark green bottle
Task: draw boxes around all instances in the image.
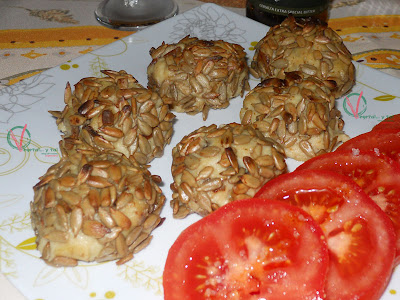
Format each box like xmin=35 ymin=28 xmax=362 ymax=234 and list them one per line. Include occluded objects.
xmin=246 ymin=0 xmax=329 ymax=26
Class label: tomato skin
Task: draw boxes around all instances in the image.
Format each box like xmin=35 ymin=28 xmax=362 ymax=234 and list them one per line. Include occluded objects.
xmin=296 ymin=150 xmax=400 ymax=264
xmin=163 ymin=198 xmax=329 ymax=300
xmin=336 ymin=129 xmax=400 ymax=163
xmin=255 ymin=169 xmax=396 ymax=300
xmin=373 ymin=114 xmax=400 ymax=131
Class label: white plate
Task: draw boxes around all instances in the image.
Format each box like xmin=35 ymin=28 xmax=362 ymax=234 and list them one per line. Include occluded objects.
xmin=1 ymin=4 xmax=400 ymax=299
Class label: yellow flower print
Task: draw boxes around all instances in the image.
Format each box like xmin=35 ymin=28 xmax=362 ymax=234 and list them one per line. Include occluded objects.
xmin=391 ymin=33 xmax=400 ymax=39
xmin=343 ymin=35 xmax=362 ymax=42
xmin=21 ymin=50 xmax=47 ymax=59
xmin=387 ymin=54 xmax=400 ymax=65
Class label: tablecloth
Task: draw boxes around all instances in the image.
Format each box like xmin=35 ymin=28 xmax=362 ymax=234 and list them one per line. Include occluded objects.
xmin=0 ymin=0 xmax=399 ymax=299
xmin=0 ymin=0 xmax=399 ymax=92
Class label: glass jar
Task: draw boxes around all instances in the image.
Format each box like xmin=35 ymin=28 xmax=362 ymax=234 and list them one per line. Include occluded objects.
xmin=246 ymin=0 xmax=329 ymax=26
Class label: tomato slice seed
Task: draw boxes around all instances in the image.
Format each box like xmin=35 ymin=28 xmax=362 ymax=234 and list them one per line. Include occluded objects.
xmin=255 ymin=169 xmax=396 ymax=300
xmin=163 ymin=198 xmax=329 ymax=300
xmin=297 ymin=150 xmax=400 ymax=264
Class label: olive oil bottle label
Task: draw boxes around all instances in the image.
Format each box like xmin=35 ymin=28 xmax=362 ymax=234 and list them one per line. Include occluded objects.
xmin=248 ymin=0 xmax=328 ymax=17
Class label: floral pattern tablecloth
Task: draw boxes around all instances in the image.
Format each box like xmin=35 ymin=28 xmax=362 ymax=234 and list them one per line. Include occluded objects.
xmin=0 ymin=0 xmax=399 ymax=91
xmin=0 ymin=0 xmax=399 ymax=299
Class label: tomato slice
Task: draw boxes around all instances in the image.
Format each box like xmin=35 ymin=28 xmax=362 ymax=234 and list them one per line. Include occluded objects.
xmin=336 ymin=129 xmax=400 ymax=163
xmin=163 ymin=198 xmax=329 ymax=300
xmin=297 ymin=150 xmax=400 ymax=264
xmin=255 ymin=170 xmax=396 ymax=300
xmin=373 ymin=114 xmax=400 ymax=131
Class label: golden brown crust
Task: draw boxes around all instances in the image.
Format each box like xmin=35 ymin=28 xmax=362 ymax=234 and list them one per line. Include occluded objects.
xmin=31 ymin=149 xmax=165 ymax=266
xmin=240 ymin=72 xmax=349 ymax=161
xmin=170 ymin=123 xmax=286 ymax=218
xmin=52 ymin=70 xmax=175 ymax=165
xmin=147 ymin=36 xmax=249 ymax=120
xmin=251 ymin=16 xmax=355 ymax=98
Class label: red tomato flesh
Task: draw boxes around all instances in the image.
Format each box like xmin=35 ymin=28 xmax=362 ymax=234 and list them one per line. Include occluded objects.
xmin=163 ymin=198 xmax=329 ymax=300
xmin=297 ymin=150 xmax=400 ymax=264
xmin=336 ymin=129 xmax=400 ymax=163
xmin=255 ymin=169 xmax=396 ymax=300
xmin=373 ymin=114 xmax=400 ymax=131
